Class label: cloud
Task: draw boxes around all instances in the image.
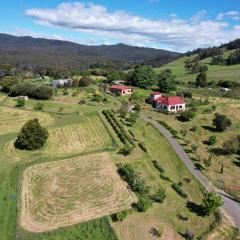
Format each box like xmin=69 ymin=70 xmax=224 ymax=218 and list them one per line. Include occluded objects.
xmin=25 ymin=2 xmax=240 ymax=52
xmin=216 ymin=11 xmax=240 ymax=20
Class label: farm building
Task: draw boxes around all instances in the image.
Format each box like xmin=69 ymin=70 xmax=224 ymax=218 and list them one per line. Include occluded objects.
xmin=148 ymin=92 xmax=186 ymax=113
xmin=109 ymin=85 xmax=133 ymax=96
xmin=52 ymin=79 xmax=72 ymax=88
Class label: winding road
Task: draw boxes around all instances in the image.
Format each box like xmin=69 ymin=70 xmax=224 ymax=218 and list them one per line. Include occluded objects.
xmin=141 ymin=114 xmax=240 ymax=229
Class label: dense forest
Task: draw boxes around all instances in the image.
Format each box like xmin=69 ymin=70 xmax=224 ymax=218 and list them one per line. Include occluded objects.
xmin=0 ymin=34 xmax=179 ymax=71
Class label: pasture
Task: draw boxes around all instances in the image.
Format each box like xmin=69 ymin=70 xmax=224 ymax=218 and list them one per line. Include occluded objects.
xmin=20 ymin=153 xmax=137 ymax=232
xmin=0 ymin=106 xmax=55 ymax=135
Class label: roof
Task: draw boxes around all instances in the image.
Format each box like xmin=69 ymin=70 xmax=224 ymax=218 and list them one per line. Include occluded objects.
xmin=150 ymin=92 xmax=161 ymax=95
xmin=155 ymin=96 xmax=185 ymax=105
xmin=110 ymin=85 xmax=132 ymax=90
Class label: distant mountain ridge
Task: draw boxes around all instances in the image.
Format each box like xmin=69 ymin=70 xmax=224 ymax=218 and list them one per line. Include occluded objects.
xmin=0 ymin=34 xmax=180 ymax=70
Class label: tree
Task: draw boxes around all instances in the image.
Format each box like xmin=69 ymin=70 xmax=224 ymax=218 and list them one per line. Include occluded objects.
xmin=202 ymin=191 xmax=223 ymax=215
xmin=34 ymin=102 xmax=44 ymax=111
xmin=128 ymin=112 xmax=139 ymax=126
xmin=112 ymin=210 xmax=128 ymax=221
xmin=127 ymin=65 xmax=157 ymax=88
xmin=207 ymin=136 xmax=217 ymax=145
xmin=203 ymin=155 xmax=212 ymax=168
xmin=71 ymin=79 xmax=79 ymax=88
xmin=107 ymin=71 xmax=123 ymax=82
xmin=153 ymin=187 xmax=166 ymax=203
xmin=158 ymin=69 xmax=176 ymax=93
xmin=212 ymin=114 xmax=231 ymax=132
xmin=78 ymin=77 xmax=92 ymax=87
xmin=119 ymin=102 xmax=128 ymax=118
xmin=1 ymin=76 xmax=18 ymax=93
xmin=14 ymin=119 xmax=49 ymax=150
xmin=196 ymin=72 xmax=207 ymax=87
xmin=223 ymin=136 xmax=240 ymax=154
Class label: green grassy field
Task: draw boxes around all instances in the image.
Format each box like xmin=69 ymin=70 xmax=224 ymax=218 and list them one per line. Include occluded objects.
xmin=155 ymin=51 xmax=240 ymax=84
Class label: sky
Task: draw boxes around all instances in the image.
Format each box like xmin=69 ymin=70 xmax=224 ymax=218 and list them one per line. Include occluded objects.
xmin=0 ymin=0 xmax=240 ymax=52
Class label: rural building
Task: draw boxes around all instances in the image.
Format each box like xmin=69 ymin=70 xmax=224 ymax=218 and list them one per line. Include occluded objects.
xmin=109 ymin=85 xmax=133 ymax=96
xmin=52 ymin=79 xmax=72 ymax=88
xmin=147 ymin=92 xmax=186 ymax=113
xmin=112 ymin=80 xmax=126 ymax=85
xmin=220 ymin=87 xmax=231 ymax=92
xmin=18 ymin=96 xmax=29 ymax=101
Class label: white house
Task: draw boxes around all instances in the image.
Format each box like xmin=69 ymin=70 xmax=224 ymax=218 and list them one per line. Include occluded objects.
xmin=148 ymin=92 xmax=186 ymax=113
xmin=52 ymin=79 xmax=72 ymax=88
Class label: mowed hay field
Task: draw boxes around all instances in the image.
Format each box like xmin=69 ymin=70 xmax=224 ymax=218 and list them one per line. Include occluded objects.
xmin=0 ymin=106 xmax=55 ymax=135
xmin=3 ymin=114 xmax=114 ymax=160
xmin=20 ymin=153 xmax=137 ymax=233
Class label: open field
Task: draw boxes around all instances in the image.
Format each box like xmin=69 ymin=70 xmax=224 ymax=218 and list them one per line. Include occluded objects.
xmin=20 ymin=153 xmax=137 ymax=233
xmin=3 ymin=114 xmax=114 ymax=161
xmin=155 ymin=52 xmax=240 ymax=84
xmin=0 ymin=106 xmax=55 ymax=135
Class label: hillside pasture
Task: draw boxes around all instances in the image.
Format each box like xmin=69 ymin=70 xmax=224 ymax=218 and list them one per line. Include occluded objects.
xmin=20 ymin=153 xmax=137 ymax=233
xmin=4 ymin=115 xmax=114 ymax=161
xmin=0 ymin=107 xmax=55 ymax=135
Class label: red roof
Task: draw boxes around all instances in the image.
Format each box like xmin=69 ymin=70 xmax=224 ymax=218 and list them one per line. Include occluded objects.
xmin=110 ymin=85 xmax=131 ymax=90
xmin=155 ymin=96 xmax=184 ymax=105
xmin=150 ymin=92 xmax=161 ymax=95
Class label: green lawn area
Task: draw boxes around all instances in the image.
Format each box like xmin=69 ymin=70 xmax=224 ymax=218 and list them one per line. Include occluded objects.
xmin=155 ymin=51 xmax=240 ymax=84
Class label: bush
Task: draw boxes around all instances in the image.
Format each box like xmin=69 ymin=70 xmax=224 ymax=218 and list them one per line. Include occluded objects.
xmin=119 ymin=144 xmax=134 ymax=155
xmin=15 ymin=98 xmax=25 ymax=107
xmin=14 ymin=118 xmax=49 ymax=150
xmin=112 ymin=210 xmax=128 ymax=221
xmin=213 ymin=114 xmax=232 ymax=132
xmin=153 ymin=187 xmax=166 ymax=203
xmin=139 ymin=142 xmax=148 ymax=153
xmin=202 ymin=191 xmax=223 ymax=215
xmin=79 ymin=77 xmax=92 ymax=87
xmin=152 ymin=160 xmax=165 ymax=173
xmin=0 ymin=76 xmax=18 ymax=93
xmin=207 ymin=136 xmax=217 ymax=145
xmin=34 ymin=102 xmax=44 ymax=111
xmin=223 ymin=136 xmax=240 ymax=154
xmin=79 ymin=98 xmax=86 ymax=104
xmin=171 ymin=183 xmax=188 ymax=198
xmin=135 ymin=196 xmax=152 ymax=212
xmin=160 ymin=174 xmax=171 ymax=182
xmin=178 ymin=111 xmax=196 ymax=122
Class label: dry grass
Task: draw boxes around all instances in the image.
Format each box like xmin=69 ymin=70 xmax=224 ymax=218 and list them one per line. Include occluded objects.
xmin=4 ymin=116 xmax=113 ymax=161
xmin=0 ymin=107 xmax=55 ymax=135
xmin=20 ymin=153 xmax=137 ymax=233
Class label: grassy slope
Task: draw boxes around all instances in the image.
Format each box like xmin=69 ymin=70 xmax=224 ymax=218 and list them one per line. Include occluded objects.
xmin=155 ymin=51 xmax=240 ymax=83
xmin=111 ymin=120 xmax=216 ymax=239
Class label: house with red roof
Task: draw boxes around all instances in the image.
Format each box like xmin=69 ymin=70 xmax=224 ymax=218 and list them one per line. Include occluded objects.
xmin=148 ymin=92 xmax=186 ymax=113
xmin=109 ymin=85 xmax=133 ymax=96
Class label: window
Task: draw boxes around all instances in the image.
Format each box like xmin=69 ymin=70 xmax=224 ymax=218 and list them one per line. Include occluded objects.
xmin=170 ymin=106 xmax=175 ymax=110
xmin=179 ymin=105 xmax=182 ymax=109
xmin=163 ymin=105 xmax=167 ymax=109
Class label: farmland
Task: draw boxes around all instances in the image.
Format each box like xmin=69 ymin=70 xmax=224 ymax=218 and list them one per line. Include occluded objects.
xmin=20 ymin=153 xmax=137 ymax=232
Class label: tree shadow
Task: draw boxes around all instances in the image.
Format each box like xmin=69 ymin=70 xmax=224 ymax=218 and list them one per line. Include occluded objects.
xmin=202 ymin=125 xmax=216 ymax=132
xmin=233 ymin=159 xmax=240 ymax=167
xmin=186 ymin=201 xmax=206 ymax=217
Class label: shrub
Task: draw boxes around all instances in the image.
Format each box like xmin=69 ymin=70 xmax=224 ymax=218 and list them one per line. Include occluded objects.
xmin=202 ymin=191 xmax=223 ymax=215
xmin=171 ymin=183 xmax=188 ymax=198
xmin=160 ymin=174 xmax=171 ymax=182
xmin=204 ymin=155 xmax=212 ymax=168
xmin=135 ymin=196 xmax=152 ymax=212
xmin=79 ymin=77 xmax=92 ymax=87
xmin=14 ymin=118 xmax=49 ymax=150
xmin=152 ymin=160 xmax=165 ymax=173
xmin=223 ymin=136 xmax=240 ymax=154
xmin=190 ymin=125 xmax=198 ymax=132
xmin=15 ymin=98 xmax=25 ymax=108
xmin=119 ymin=144 xmax=134 ymax=155
xmin=34 ymin=102 xmax=44 ymax=111
xmin=153 ymin=187 xmax=166 ymax=203
xmin=178 ymin=111 xmax=196 ymax=122
xmin=139 ymin=142 xmax=148 ymax=153
xmin=63 ymin=89 xmax=69 ymax=95
xmin=1 ymin=76 xmax=18 ymax=93
xmin=112 ymin=210 xmax=128 ymax=221
xmin=134 ymin=104 xmax=141 ymax=111
xmin=212 ymin=113 xmax=231 ymax=132
xmin=78 ymin=98 xmax=86 ymax=104
xmin=208 ymin=136 xmax=217 ymax=145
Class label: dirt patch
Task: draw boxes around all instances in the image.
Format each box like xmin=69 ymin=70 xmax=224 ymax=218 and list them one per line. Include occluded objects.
xmin=20 ymin=153 xmax=137 ymax=233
